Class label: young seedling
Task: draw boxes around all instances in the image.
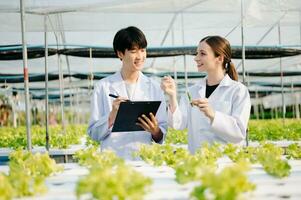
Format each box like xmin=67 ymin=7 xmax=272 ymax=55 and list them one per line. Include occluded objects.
xmin=187 ymin=92 xmax=193 ymax=106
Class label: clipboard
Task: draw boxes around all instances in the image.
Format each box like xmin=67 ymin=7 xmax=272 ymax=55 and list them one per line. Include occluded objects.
xmin=112 ymin=101 xmax=161 ymax=132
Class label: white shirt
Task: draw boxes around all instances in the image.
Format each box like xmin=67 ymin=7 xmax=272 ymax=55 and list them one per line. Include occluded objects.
xmin=125 ymin=82 xmax=137 ymax=101
xmin=168 ymin=74 xmax=251 ymax=154
xmin=88 ymin=71 xmax=167 ymax=159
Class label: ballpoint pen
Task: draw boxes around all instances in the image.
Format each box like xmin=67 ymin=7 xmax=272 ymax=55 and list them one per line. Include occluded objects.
xmin=109 ymin=94 xmax=131 ymax=101
xmin=109 ymin=94 xmax=119 ymax=98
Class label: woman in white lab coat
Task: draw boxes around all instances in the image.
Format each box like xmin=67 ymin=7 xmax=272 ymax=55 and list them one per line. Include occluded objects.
xmin=161 ymin=35 xmax=251 ymax=154
xmin=88 ymin=26 xmax=167 ymax=159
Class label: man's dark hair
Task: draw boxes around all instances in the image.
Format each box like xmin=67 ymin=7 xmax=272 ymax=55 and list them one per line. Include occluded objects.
xmin=113 ymin=26 xmax=147 ymax=56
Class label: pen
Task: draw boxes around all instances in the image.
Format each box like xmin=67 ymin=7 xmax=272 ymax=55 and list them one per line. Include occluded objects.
xmin=109 ymin=94 xmax=131 ymax=101
xmin=109 ymin=94 xmax=119 ymax=98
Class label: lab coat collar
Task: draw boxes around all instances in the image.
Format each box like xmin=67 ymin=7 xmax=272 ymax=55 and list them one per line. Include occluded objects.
xmin=110 ymin=71 xmax=150 ymax=100
xmin=198 ymin=74 xmax=232 ymax=88
xmin=196 ymin=74 xmax=232 ymax=98
xmin=218 ymin=74 xmax=233 ymax=87
xmin=110 ymin=71 xmax=127 ymax=98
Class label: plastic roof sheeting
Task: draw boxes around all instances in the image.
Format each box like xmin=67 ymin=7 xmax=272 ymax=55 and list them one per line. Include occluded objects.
xmin=0 ymin=0 xmax=301 ymax=100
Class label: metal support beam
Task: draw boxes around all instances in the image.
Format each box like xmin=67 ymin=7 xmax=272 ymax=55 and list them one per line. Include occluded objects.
xmin=20 ymin=0 xmax=32 ymax=151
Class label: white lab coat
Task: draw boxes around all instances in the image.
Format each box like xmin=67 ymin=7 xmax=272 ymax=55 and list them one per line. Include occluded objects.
xmin=168 ymin=74 xmax=251 ymax=154
xmin=88 ymin=71 xmax=167 ymax=159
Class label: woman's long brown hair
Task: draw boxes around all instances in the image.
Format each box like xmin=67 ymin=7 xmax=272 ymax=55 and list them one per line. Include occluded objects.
xmin=201 ymin=36 xmax=238 ymax=81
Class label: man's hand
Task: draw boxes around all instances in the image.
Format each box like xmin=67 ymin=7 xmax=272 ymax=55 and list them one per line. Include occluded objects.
xmin=108 ymin=97 xmax=128 ymax=128
xmin=161 ymin=76 xmax=177 ymax=97
xmin=161 ymin=76 xmax=178 ymax=112
xmin=136 ymin=112 xmax=163 ymax=142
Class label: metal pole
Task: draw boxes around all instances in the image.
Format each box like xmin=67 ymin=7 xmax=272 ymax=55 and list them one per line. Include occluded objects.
xmin=76 ymin=88 xmax=79 ymax=124
xmin=46 ymin=15 xmax=65 ymax=130
xmin=241 ymin=0 xmax=248 ymax=146
xmin=291 ymin=81 xmax=295 ymax=118
xmin=57 ymin=14 xmax=74 ymax=124
xmin=240 ymin=0 xmax=246 ymax=85
xmin=11 ymin=94 xmax=17 ymax=128
xmin=44 ymin=15 xmax=50 ymax=151
xmin=88 ymin=48 xmax=94 ymax=98
xmin=89 ymin=48 xmax=94 ymax=89
xmin=296 ymin=93 xmax=300 ymax=119
xmin=149 ymin=14 xmax=177 ymax=69
xmin=278 ymin=23 xmax=285 ymax=125
xmin=233 ymin=12 xmax=288 ymax=72
xmin=255 ymin=88 xmax=259 ymax=120
xmin=58 ymin=53 xmax=65 ymax=131
xmin=256 ymin=12 xmax=287 ymax=45
xmin=225 ymin=21 xmax=241 ymax=38
xmin=297 ymin=11 xmax=301 ymax=119
xmin=172 ymin=25 xmax=178 ymax=88
xmin=181 ymin=13 xmax=188 ymax=92
xmin=260 ymin=104 xmax=265 ymax=119
xmin=20 ymin=0 xmax=32 ymax=151
xmin=299 ymin=12 xmax=301 ymax=44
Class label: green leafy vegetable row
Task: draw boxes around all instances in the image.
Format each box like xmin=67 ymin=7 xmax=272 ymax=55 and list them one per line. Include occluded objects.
xmin=74 ymin=148 xmax=152 ymax=200
xmin=165 ymin=119 xmax=301 ymax=144
xmin=135 ymin=142 xmax=300 ymax=200
xmin=0 ymin=150 xmax=63 ymax=200
xmin=0 ymin=125 xmax=87 ymax=149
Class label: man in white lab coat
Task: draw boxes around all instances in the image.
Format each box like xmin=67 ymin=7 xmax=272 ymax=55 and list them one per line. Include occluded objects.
xmin=88 ymin=26 xmax=167 ymax=159
xmin=161 ymin=35 xmax=251 ymax=154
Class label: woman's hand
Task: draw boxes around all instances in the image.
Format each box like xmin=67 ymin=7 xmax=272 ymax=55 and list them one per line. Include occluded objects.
xmin=191 ymin=98 xmax=215 ymax=123
xmin=108 ymin=97 xmax=128 ymax=128
xmin=136 ymin=112 xmax=163 ymax=142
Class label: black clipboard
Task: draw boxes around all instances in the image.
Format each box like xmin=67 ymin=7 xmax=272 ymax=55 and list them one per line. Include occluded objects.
xmin=112 ymin=101 xmax=161 ymax=132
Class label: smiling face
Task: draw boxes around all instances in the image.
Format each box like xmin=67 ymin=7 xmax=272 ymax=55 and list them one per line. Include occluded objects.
xmin=194 ymin=41 xmax=221 ymax=73
xmin=117 ymin=46 xmax=146 ymax=72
